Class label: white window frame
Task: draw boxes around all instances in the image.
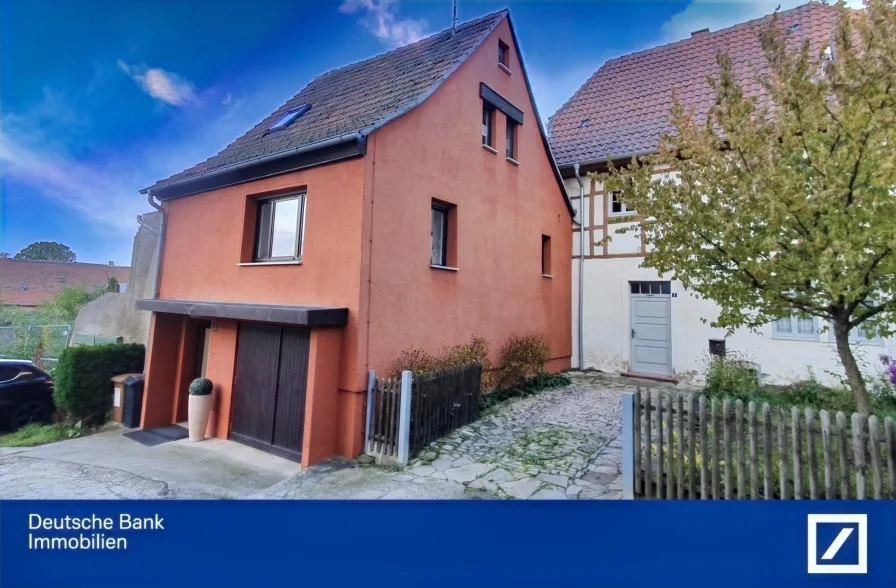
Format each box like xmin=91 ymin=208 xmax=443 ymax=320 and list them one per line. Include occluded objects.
xmin=609 ymin=190 xmax=636 ymax=217
xmin=827 ymin=323 xmax=884 ymax=346
xmin=772 ymin=315 xmax=819 ymax=341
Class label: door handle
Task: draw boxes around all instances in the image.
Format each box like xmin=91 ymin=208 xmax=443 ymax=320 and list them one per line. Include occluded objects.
xmin=632 ymin=328 xmax=636 ymax=339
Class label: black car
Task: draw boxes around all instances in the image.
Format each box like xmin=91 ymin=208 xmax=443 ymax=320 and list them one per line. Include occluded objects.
xmin=0 ymin=360 xmax=55 ymax=431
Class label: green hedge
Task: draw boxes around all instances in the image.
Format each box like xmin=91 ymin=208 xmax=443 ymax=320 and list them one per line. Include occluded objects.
xmin=54 ymin=343 xmax=145 ymax=424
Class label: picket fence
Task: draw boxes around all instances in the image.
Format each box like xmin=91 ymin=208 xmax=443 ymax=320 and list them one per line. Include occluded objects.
xmin=621 ymin=389 xmax=896 ymax=500
xmin=364 ymin=363 xmax=482 ymax=465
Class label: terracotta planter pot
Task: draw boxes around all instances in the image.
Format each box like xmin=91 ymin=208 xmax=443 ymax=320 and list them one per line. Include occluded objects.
xmin=188 ymin=394 xmax=212 ymax=442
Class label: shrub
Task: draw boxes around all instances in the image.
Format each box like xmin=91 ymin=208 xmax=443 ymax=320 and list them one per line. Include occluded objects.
xmin=389 ymin=337 xmax=492 ymax=384
xmin=496 ymin=333 xmax=551 ymax=389
xmin=389 ymin=348 xmax=439 ymax=378
xmin=189 ymin=377 xmax=213 ymax=396
xmin=703 ymin=353 xmax=761 ymax=400
xmin=54 ymin=343 xmax=145 ymax=425
xmin=479 ymin=372 xmax=570 ymax=411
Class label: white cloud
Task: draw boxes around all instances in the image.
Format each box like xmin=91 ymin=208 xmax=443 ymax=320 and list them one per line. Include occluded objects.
xmin=338 ymin=0 xmax=428 ymax=48
xmin=117 ymin=59 xmax=196 ymax=106
xmin=222 ymin=92 xmax=233 ymax=105
xmin=661 ymin=0 xmax=865 ymax=43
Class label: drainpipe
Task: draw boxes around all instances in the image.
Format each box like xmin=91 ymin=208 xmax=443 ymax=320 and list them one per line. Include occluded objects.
xmin=573 ymin=163 xmax=585 ymax=371
xmin=143 ymin=194 xmax=167 ymax=300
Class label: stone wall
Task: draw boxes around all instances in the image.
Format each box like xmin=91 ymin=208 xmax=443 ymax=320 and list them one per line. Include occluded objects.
xmin=74 ymin=212 xmax=160 ymax=345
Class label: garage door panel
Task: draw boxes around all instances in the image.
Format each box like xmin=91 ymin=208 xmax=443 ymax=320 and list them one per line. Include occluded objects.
xmin=272 ymin=327 xmax=310 ymax=454
xmin=231 ymin=324 xmax=281 ymax=444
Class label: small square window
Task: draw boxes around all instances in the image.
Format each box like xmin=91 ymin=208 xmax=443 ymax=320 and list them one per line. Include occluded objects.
xmin=482 ymin=102 xmax=495 ymax=148
xmin=630 ymin=281 xmax=670 ymax=295
xmin=610 ymin=190 xmax=635 ymax=216
xmin=498 ymin=40 xmax=510 ymax=67
xmin=254 ymin=194 xmax=306 ymax=262
xmin=506 ymin=119 xmax=518 ymax=160
xmin=542 ymin=235 xmax=552 ymax=276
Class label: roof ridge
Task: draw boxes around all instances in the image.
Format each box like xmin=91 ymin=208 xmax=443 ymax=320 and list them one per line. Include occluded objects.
xmin=605 ymin=1 xmax=832 ymax=67
xmin=311 ymin=9 xmax=509 ymax=85
xmin=549 ymin=2 xmax=838 ymax=128
xmin=0 ymin=258 xmax=130 ymax=268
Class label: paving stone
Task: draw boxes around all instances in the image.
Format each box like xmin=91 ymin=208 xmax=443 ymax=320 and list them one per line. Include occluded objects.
xmin=408 ymin=464 xmax=435 ymax=477
xmin=431 ymin=471 xmax=448 ymax=480
xmin=356 ymin=454 xmax=375 ymax=465
xmin=485 ymin=468 xmax=513 ymax=483
xmin=537 ymin=473 xmax=570 ymax=488
xmin=452 ymin=457 xmax=473 ymax=467
xmin=582 ymin=471 xmax=618 ymax=485
xmin=531 ymin=488 xmax=568 ymax=500
xmin=593 ymin=464 xmax=619 ymax=475
xmin=566 ymin=485 xmax=583 ymax=498
xmin=500 ymin=477 xmax=543 ymax=499
xmin=431 ymin=458 xmax=454 ymax=471
xmin=444 ymin=463 xmax=493 ymax=483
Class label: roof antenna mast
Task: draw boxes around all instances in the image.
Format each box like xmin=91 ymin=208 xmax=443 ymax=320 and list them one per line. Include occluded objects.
xmin=451 ymin=0 xmax=458 ymax=36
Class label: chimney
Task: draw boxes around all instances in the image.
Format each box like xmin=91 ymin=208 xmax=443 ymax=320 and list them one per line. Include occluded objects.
xmin=108 ymin=261 xmax=114 ymax=266
xmin=691 ymin=28 xmax=709 ymax=38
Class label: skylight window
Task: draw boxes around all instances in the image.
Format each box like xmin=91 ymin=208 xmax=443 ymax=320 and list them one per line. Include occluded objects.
xmin=267 ymin=104 xmax=311 ymax=132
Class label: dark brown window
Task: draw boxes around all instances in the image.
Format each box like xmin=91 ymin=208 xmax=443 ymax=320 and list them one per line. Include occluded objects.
xmin=506 ymin=119 xmax=518 ymax=160
xmin=254 ymin=193 xmax=306 ymax=262
xmin=482 ymin=102 xmax=495 ymax=148
xmin=498 ymin=40 xmax=510 ymax=68
xmin=542 ymin=235 xmax=552 ymax=276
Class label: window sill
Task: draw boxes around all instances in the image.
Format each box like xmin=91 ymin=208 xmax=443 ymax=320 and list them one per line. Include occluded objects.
xmin=609 ymin=212 xmax=637 ymax=219
xmin=542 ymin=274 xmax=553 ymax=279
xmin=238 ymin=260 xmax=303 ymax=267
xmin=771 ymin=335 xmax=818 ymax=342
xmin=506 ymin=157 xmax=520 ymax=166
xmin=482 ymin=144 xmax=498 ymax=155
xmin=430 ymin=264 xmax=459 ymax=272
xmin=498 ymin=63 xmax=513 ymax=75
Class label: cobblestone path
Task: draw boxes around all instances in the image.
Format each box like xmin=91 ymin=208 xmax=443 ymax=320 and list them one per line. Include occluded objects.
xmin=399 ymin=373 xmax=636 ymax=499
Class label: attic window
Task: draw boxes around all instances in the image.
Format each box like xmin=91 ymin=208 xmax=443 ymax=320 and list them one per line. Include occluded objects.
xmin=267 ymin=104 xmax=311 ymax=132
xmin=498 ymin=39 xmax=511 ymax=72
xmin=579 ymin=119 xmax=590 ymax=128
xmin=790 ymin=24 xmax=801 ymax=32
xmin=20 ymin=286 xmax=27 ymax=292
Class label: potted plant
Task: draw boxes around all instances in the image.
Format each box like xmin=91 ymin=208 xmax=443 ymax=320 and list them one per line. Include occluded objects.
xmin=188 ymin=377 xmax=213 ymax=442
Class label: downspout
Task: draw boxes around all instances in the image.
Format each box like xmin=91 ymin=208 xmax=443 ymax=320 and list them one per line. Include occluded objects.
xmin=143 ymin=194 xmax=167 ymax=300
xmin=573 ymin=163 xmax=585 ymax=370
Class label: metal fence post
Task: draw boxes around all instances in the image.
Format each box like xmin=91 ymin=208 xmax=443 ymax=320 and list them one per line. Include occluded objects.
xmin=364 ymin=370 xmax=376 ymax=452
xmin=397 ymin=370 xmax=413 ymax=465
xmin=622 ymin=392 xmax=635 ymax=500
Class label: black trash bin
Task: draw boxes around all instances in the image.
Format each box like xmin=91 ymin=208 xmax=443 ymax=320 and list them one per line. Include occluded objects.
xmin=121 ymin=375 xmax=145 ymax=429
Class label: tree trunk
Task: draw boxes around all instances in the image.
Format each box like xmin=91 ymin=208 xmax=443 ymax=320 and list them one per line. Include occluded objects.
xmin=833 ymin=320 xmax=872 ymax=415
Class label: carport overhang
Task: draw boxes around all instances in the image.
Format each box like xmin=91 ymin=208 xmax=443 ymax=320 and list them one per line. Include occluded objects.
xmin=136 ymin=298 xmax=348 ymax=327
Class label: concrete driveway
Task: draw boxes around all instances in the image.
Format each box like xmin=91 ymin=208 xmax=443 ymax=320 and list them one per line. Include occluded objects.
xmin=0 ymin=427 xmax=468 ymax=499
xmin=0 ymin=427 xmax=302 ymax=499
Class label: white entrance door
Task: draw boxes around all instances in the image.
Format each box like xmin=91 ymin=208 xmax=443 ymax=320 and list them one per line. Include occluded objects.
xmin=629 ymin=282 xmax=672 ymax=376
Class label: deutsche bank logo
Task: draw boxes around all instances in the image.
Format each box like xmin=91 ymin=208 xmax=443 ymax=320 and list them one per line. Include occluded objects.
xmin=807 ymin=514 xmax=867 ymax=574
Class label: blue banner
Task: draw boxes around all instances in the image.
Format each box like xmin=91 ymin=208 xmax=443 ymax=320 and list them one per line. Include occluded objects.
xmin=1 ymin=500 xmax=893 ymax=588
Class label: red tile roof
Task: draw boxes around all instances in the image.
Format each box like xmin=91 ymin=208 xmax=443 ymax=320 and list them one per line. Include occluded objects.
xmin=548 ymin=2 xmax=842 ymax=168
xmin=0 ymin=259 xmax=131 ymax=308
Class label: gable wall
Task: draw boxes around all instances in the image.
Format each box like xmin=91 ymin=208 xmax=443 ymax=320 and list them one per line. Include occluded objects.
xmin=361 ymin=17 xmax=573 ymax=375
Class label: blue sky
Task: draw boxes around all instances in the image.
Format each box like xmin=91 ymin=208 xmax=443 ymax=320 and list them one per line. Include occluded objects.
xmin=0 ymin=0 xmax=840 ymax=265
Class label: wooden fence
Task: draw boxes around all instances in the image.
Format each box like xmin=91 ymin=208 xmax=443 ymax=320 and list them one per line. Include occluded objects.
xmin=365 ymin=375 xmax=405 ymax=462
xmin=409 ymin=363 xmax=482 ymax=457
xmin=364 ymin=363 xmax=482 ymax=465
xmin=621 ymin=389 xmax=896 ymax=499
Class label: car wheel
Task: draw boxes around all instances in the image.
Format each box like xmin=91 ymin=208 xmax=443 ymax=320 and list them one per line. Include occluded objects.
xmin=10 ymin=401 xmax=51 ymax=430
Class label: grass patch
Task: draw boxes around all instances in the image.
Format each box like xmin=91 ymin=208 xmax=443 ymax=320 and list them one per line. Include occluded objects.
xmin=0 ymin=422 xmax=92 ymax=448
xmin=479 ymin=372 xmax=571 ymax=412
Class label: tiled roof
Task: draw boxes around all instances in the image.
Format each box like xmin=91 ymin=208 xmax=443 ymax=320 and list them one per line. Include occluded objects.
xmin=548 ymin=2 xmax=841 ymax=168
xmin=0 ymin=259 xmax=132 ymax=308
xmin=148 ymin=10 xmax=508 ymax=191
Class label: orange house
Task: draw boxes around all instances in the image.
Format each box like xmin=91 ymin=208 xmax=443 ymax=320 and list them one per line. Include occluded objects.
xmin=136 ymin=10 xmax=573 ymax=467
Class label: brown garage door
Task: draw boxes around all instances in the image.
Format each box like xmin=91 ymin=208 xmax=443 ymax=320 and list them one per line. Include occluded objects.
xmin=230 ymin=323 xmax=310 ymax=461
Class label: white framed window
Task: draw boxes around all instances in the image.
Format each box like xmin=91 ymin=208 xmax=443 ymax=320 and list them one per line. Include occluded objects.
xmin=254 ymin=193 xmax=306 ymax=262
xmin=826 ymin=323 xmax=884 ymax=346
xmin=610 ymin=190 xmax=635 ymax=217
xmin=772 ymin=315 xmax=818 ymax=341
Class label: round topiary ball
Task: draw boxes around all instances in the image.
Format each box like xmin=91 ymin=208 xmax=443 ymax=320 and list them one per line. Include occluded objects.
xmin=189 ymin=377 xmax=213 ymax=396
